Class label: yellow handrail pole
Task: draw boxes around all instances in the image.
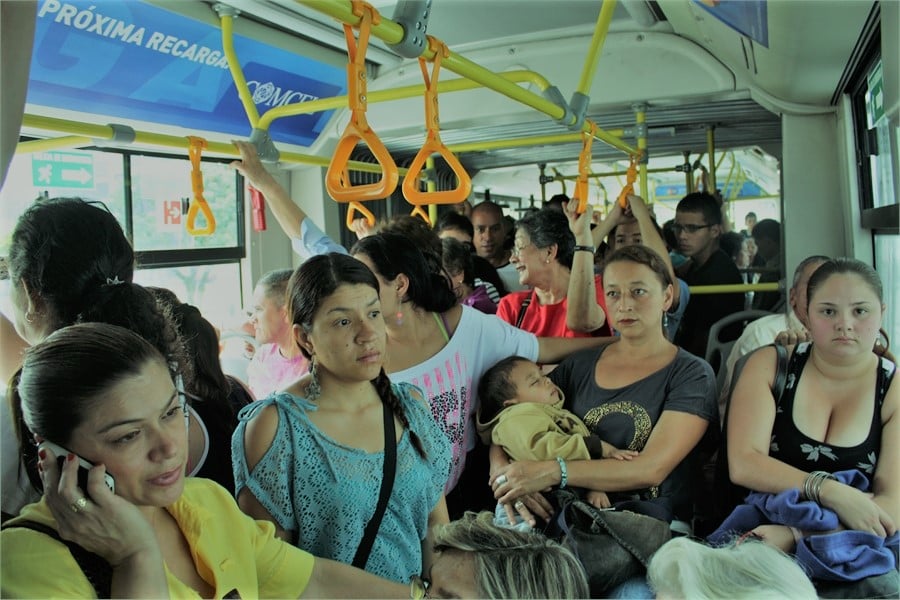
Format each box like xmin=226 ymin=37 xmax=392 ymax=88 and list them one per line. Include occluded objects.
xmin=634 ymin=103 xmax=648 ymax=199
xmin=21 ymin=114 xmax=405 ymax=175
xmin=296 ymin=0 xmax=637 ymax=155
xmin=689 ymin=282 xmax=780 ymax=295
xmin=706 ymin=125 xmax=717 ymax=193
xmin=553 ymin=166 xmax=674 ymax=180
xmin=577 ymin=0 xmax=617 ymax=96
xmin=16 ymin=136 xmax=93 ymax=154
xmin=219 ymin=11 xmax=260 ymax=128
xmin=426 ymin=155 xmax=438 ymax=223
xmin=716 ymin=150 xmax=728 ymax=171
xmin=447 ymin=130 xmax=623 ymax=154
xmin=259 ymin=70 xmax=551 ymax=130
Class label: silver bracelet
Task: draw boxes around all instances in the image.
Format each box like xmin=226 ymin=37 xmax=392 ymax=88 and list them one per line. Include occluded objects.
xmin=556 ymin=456 xmax=568 ymax=489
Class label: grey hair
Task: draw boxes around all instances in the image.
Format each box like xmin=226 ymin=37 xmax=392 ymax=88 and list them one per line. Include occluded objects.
xmin=433 ymin=511 xmax=589 ymax=599
xmin=647 ymin=537 xmax=817 ymax=600
xmin=256 ymin=268 xmax=293 ymax=306
xmin=790 ymin=255 xmax=830 ymax=289
xmin=516 ymin=209 xmax=576 ymax=269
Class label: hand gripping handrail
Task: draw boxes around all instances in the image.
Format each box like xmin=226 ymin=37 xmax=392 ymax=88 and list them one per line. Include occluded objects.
xmin=186 ymin=136 xmax=217 ymax=236
xmin=616 ymin=154 xmax=640 ymax=209
xmin=402 ymin=37 xmax=472 ymax=224
xmin=573 ymin=121 xmax=596 ymax=214
xmin=325 ymin=1 xmax=398 ymax=229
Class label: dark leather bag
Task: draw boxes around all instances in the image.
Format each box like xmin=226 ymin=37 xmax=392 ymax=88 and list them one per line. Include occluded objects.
xmin=543 ymin=489 xmax=672 ymax=598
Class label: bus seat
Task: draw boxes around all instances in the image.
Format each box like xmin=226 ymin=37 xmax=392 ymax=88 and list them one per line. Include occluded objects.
xmin=705 ymin=309 xmax=772 ymax=396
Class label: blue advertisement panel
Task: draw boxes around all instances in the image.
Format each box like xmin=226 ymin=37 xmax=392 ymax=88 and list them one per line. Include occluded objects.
xmin=693 ymin=0 xmax=768 ymax=48
xmin=654 ymin=180 xmax=767 ymax=200
xmin=29 ymin=0 xmax=347 ymax=147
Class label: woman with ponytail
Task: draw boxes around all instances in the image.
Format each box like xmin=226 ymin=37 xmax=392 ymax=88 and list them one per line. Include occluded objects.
xmin=232 ymin=253 xmax=451 ymax=583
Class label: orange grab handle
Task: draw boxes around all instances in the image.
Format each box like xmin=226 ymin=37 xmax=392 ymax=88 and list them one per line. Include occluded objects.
xmin=325 ymin=5 xmax=398 ymax=210
xmin=345 ymin=200 xmax=376 ymax=230
xmin=409 ymin=205 xmax=431 ymax=226
xmin=402 ymin=37 xmax=471 ymax=207
xmin=616 ymin=155 xmax=639 ymax=209
xmin=574 ymin=122 xmax=596 ymax=214
xmin=186 ymin=136 xmax=216 ymax=236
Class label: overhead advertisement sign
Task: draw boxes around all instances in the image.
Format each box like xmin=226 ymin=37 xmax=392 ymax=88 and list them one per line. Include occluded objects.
xmin=694 ymin=0 xmax=769 ymax=48
xmin=28 ymin=0 xmax=347 ymax=147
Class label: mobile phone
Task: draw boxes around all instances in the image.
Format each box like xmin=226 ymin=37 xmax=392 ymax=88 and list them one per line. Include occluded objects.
xmin=41 ymin=441 xmax=116 ymax=497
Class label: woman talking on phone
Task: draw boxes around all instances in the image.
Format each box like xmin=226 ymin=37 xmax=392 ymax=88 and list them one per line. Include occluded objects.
xmin=0 ymin=323 xmax=414 ymax=598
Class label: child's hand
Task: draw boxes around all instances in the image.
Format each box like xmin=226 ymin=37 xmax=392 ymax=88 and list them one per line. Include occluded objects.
xmin=601 ymin=441 xmax=639 ymax=460
xmin=586 ymin=490 xmax=612 ymax=509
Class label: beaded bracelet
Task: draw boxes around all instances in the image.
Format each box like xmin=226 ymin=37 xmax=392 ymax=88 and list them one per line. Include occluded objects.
xmin=556 ymin=456 xmax=568 ymax=489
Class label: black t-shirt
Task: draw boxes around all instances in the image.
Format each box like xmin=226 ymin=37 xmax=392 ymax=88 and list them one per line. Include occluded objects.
xmin=676 ymin=248 xmax=744 ymax=358
xmin=550 ymin=345 xmax=718 ymax=521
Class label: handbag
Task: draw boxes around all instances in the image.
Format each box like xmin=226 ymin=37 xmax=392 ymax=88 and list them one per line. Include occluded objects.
xmin=543 ymin=488 xmax=671 ymax=598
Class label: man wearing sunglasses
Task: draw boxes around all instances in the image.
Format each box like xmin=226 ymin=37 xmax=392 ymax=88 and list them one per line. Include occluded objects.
xmin=673 ymin=192 xmax=744 ymax=358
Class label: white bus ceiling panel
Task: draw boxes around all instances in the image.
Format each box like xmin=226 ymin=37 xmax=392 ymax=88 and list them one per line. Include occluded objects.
xmin=662 ymin=0 xmax=876 ymax=107
xmin=363 ymin=31 xmax=736 ymax=140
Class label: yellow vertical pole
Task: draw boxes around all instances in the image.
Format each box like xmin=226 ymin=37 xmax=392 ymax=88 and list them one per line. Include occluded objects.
xmin=577 ymin=0 xmax=618 ymax=96
xmin=633 ymin=103 xmax=649 ymax=200
xmin=426 ymin=155 xmax=438 ymax=224
xmin=706 ymin=126 xmax=717 ymax=193
xmin=218 ymin=10 xmax=260 ymax=128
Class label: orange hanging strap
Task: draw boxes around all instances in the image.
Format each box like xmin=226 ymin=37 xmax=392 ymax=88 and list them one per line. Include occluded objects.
xmin=185 ymin=136 xmax=216 ymax=236
xmin=616 ymin=154 xmax=640 ymax=209
xmin=402 ymin=36 xmax=472 ymax=214
xmin=325 ymin=1 xmax=398 ymax=227
xmin=574 ymin=121 xmax=596 ymax=214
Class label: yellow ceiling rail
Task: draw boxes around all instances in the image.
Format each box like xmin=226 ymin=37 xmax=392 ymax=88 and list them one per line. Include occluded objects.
xmin=552 ymin=166 xmax=673 ymax=181
xmin=258 ymin=70 xmax=552 ymax=130
xmin=576 ymin=0 xmax=617 ymax=96
xmin=20 ymin=113 xmax=406 ymax=176
xmin=16 ymin=136 xmax=93 ymax=154
xmin=689 ymin=282 xmax=780 ymax=295
xmin=296 ymin=0 xmax=636 ymax=156
xmin=446 ymin=129 xmax=625 ymax=154
xmin=218 ymin=8 xmax=259 ymax=129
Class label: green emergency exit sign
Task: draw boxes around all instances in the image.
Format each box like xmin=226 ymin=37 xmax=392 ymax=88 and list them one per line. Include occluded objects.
xmin=31 ymin=151 xmax=94 ymax=188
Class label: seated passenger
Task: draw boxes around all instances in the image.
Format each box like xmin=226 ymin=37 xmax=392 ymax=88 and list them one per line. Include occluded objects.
xmin=442 ymin=238 xmax=497 ymax=314
xmin=246 ymin=269 xmax=309 ymax=398
xmin=491 ymin=246 xmax=717 ymax=529
xmin=497 ymin=207 xmax=611 ymax=338
xmin=476 ymin=356 xmax=636 ymax=529
xmin=427 ymin=511 xmax=589 ymax=599
xmin=673 ymin=192 xmax=745 ymax=357
xmin=648 ymin=536 xmax=817 ymax=599
xmin=233 ymin=253 xmax=451 ymax=583
xmin=1 ymin=322 xmax=414 ymax=598
xmin=723 ymin=258 xmax=898 ymax=596
xmin=593 ymin=195 xmax=690 ymax=340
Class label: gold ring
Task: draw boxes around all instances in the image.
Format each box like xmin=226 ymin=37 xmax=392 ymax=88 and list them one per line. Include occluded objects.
xmin=70 ymin=497 xmax=88 ymax=513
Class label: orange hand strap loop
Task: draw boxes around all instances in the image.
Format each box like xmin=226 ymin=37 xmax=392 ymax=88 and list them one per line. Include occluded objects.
xmin=574 ymin=122 xmax=597 ymax=214
xmin=616 ymin=154 xmax=640 ymax=209
xmin=326 ymin=1 xmax=398 ymax=222
xmin=402 ymin=36 xmax=472 ymax=210
xmin=345 ymin=200 xmax=377 ymax=230
xmin=186 ymin=136 xmax=216 ymax=236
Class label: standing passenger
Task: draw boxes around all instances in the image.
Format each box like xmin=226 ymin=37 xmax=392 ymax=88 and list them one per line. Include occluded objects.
xmin=246 ymin=269 xmax=309 ymax=398
xmin=673 ymin=192 xmax=745 ymax=358
xmin=233 ymin=253 xmax=451 ymax=582
xmin=471 ymin=201 xmax=526 ymax=293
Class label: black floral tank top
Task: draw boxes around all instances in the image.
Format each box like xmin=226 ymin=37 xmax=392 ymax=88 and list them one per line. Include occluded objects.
xmin=769 ymin=343 xmax=895 ymax=478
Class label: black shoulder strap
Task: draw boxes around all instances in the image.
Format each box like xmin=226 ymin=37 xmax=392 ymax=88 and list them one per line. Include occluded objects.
xmin=772 ymin=343 xmax=789 ymax=403
xmin=2 ymin=519 xmax=112 ymax=597
xmin=351 ymin=401 xmax=397 ymax=569
xmin=515 ymin=293 xmax=532 ymax=328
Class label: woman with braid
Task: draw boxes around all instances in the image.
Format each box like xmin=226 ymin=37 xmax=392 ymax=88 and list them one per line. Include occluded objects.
xmin=232 ymin=253 xmax=451 ymax=583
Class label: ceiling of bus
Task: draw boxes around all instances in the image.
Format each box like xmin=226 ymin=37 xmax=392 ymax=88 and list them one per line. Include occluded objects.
xmin=231 ymin=0 xmax=873 ymax=173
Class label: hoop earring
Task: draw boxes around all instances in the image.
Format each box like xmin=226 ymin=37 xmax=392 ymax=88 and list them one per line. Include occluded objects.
xmin=306 ymin=357 xmax=321 ymax=401
xmin=25 ymin=311 xmax=36 ymax=324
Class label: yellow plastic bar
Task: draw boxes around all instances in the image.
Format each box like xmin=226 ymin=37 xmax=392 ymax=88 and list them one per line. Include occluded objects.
xmin=259 ymin=70 xmax=550 ymax=130
xmin=553 ymin=166 xmax=673 ymax=180
xmin=689 ymin=282 xmax=780 ymax=295
xmin=635 ymin=105 xmax=648 ymax=199
xmin=220 ymin=13 xmax=259 ymax=128
xmin=706 ymin=126 xmax=717 ymax=192
xmin=449 ymin=131 xmax=617 ymax=154
xmin=21 ymin=113 xmax=404 ymax=175
xmin=296 ymin=0 xmax=636 ymax=155
xmin=577 ymin=0 xmax=617 ymax=96
xmin=16 ymin=136 xmax=92 ymax=154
